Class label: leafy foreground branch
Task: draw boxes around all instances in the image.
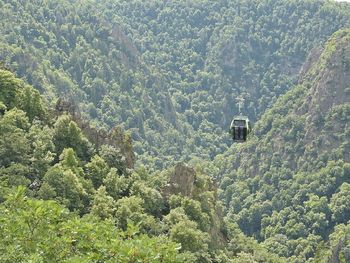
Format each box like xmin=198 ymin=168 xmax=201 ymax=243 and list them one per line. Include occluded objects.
xmin=0 ymin=187 xmax=186 ymax=263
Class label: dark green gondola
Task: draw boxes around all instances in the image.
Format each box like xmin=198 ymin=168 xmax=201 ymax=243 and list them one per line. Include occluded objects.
xmin=229 ymin=115 xmax=251 ymax=142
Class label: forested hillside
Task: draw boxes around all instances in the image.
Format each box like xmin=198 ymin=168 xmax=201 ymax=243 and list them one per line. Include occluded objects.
xmin=1 ymin=0 xmax=350 ymax=262
xmin=1 ymin=0 xmax=350 ymax=168
xmin=0 ymin=68 xmax=288 ymax=262
xmin=218 ymin=29 xmax=350 ymax=262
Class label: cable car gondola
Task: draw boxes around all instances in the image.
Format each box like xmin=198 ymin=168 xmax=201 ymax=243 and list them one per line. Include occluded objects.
xmin=229 ymin=96 xmax=252 ymax=142
xmin=229 ymin=116 xmax=251 ymax=142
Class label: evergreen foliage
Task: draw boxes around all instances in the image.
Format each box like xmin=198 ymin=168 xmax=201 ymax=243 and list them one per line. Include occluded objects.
xmin=0 ymin=68 xmax=278 ymax=261
xmin=1 ymin=0 xmax=350 ymax=262
xmin=0 ymin=0 xmax=349 ymax=168
xmin=218 ymin=29 xmax=350 ymax=262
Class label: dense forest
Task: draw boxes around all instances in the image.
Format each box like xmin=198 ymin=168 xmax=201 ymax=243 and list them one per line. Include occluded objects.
xmin=0 ymin=68 xmax=283 ymax=262
xmin=217 ymin=29 xmax=350 ymax=262
xmin=1 ymin=0 xmax=350 ymax=168
xmin=0 ymin=0 xmax=350 ymax=262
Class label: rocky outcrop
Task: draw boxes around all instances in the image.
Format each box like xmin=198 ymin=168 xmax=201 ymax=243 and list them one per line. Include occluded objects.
xmin=55 ymin=98 xmax=135 ymax=168
xmin=166 ymin=163 xmax=196 ymax=198
xmin=164 ymin=162 xmax=227 ymax=249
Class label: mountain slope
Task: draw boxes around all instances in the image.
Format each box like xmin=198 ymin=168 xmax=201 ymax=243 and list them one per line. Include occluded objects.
xmin=0 ymin=0 xmax=181 ymax=168
xmin=218 ymin=29 xmax=350 ymax=262
xmin=0 ymin=67 xmax=287 ymax=262
xmin=1 ymin=0 xmax=350 ymax=169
